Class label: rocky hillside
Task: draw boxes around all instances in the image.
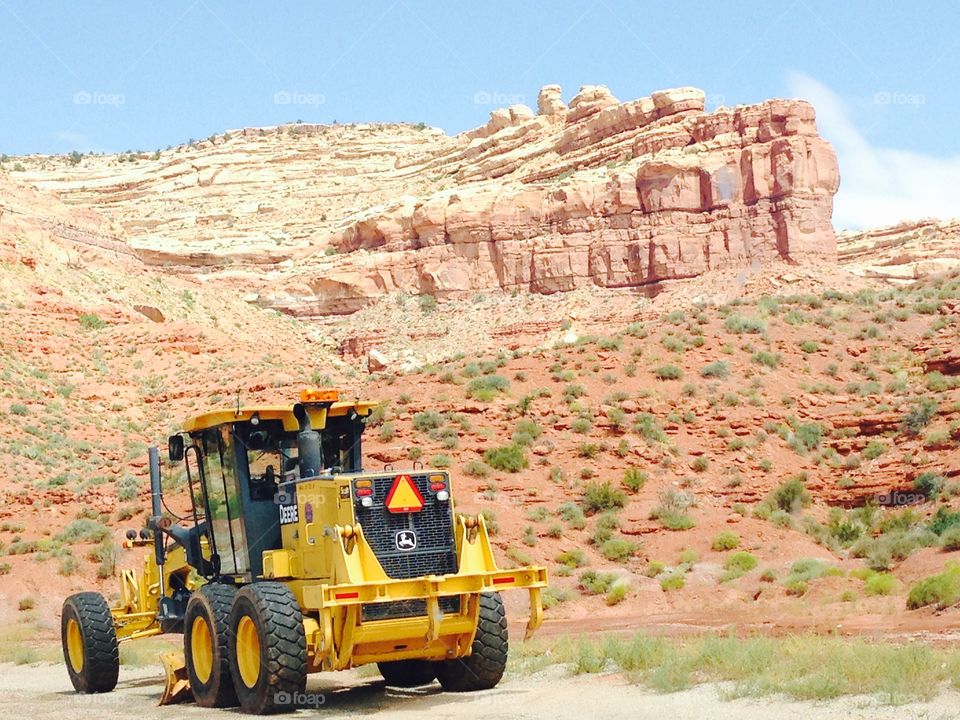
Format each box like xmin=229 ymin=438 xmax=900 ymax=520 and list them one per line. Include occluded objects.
xmin=15 ymin=85 xmax=839 ymax=316
xmin=1 ymin=85 xmax=959 ymax=636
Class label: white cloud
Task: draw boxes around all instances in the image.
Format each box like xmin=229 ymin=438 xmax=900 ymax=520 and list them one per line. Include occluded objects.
xmin=787 ymin=72 xmax=960 ymax=230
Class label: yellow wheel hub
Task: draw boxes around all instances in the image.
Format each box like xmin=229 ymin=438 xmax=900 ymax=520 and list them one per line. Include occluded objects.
xmin=66 ymin=617 xmax=84 ymax=673
xmin=235 ymin=615 xmax=261 ymax=689
xmin=190 ymin=615 xmax=214 ymax=684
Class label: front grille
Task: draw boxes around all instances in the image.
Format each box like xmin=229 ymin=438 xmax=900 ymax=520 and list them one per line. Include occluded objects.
xmin=354 ymin=473 xmax=459 ymax=621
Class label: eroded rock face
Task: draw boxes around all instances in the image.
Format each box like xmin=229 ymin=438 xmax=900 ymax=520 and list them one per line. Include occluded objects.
xmin=838 ymin=219 xmax=960 ymax=282
xmin=13 ymin=84 xmax=840 ymax=317
xmin=269 ymin=87 xmax=839 ymax=315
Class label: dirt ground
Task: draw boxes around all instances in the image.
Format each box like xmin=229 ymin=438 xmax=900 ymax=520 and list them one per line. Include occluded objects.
xmin=1 ymin=660 xmax=959 ymax=720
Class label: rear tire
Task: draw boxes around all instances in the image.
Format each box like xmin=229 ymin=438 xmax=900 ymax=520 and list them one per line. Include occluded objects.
xmin=61 ymin=592 xmax=119 ymax=693
xmin=228 ymin=582 xmax=307 ymax=714
xmin=433 ymin=592 xmax=507 ymax=692
xmin=377 ymin=659 xmax=436 ymax=687
xmin=184 ymin=583 xmax=238 ymax=708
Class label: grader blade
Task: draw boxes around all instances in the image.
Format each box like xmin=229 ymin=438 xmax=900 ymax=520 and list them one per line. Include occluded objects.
xmin=158 ymin=651 xmax=192 ymax=705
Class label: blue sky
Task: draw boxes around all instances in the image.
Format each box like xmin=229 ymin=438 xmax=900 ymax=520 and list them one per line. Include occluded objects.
xmin=1 ymin=1 xmax=957 ymax=228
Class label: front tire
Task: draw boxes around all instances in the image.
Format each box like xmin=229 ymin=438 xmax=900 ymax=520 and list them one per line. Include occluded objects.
xmin=228 ymin=582 xmax=307 ymax=714
xmin=433 ymin=592 xmax=507 ymax=692
xmin=377 ymin=659 xmax=436 ymax=687
xmin=61 ymin=592 xmax=119 ymax=693
xmin=184 ymin=583 xmax=238 ymax=708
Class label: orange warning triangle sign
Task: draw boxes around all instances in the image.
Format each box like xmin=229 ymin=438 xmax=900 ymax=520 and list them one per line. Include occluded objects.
xmin=385 ymin=474 xmax=425 ymax=513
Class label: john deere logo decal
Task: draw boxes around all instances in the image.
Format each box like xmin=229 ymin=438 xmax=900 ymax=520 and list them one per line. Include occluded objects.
xmin=395 ymin=530 xmax=417 ymax=551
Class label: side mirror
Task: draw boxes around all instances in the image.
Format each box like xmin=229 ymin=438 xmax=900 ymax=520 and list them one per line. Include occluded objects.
xmin=168 ymin=435 xmax=184 ymax=462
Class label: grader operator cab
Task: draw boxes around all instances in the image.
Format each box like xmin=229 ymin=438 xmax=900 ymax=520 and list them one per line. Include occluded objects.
xmin=61 ymin=389 xmax=546 ymax=714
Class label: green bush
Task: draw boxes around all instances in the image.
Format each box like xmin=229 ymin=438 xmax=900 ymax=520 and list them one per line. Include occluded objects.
xmin=724 ymin=551 xmax=758 ymax=573
xmin=724 ymin=314 xmax=766 ymax=335
xmin=902 ymin=397 xmax=938 ymax=435
xmin=583 ymin=480 xmax=627 ymax=513
xmin=767 ymin=477 xmax=811 ymax=513
xmin=752 ymin=351 xmax=781 ymax=368
xmin=711 ymin=531 xmax=740 ymax=551
xmin=463 ymin=460 xmax=489 ymax=477
xmin=467 ymin=374 xmax=510 ymax=401
xmin=623 ymin=468 xmax=647 ymax=493
xmin=788 ymin=423 xmax=823 ymax=453
xmin=483 ymin=443 xmax=528 ymax=473
xmin=412 ymin=410 xmax=444 ymax=431
xmin=700 ymin=361 xmax=730 ymax=379
xmin=660 ymin=573 xmax=685 ymax=591
xmin=929 ymin=507 xmax=960 ymax=536
xmin=541 ymin=587 xmax=573 ymax=609
xmin=605 ymin=577 xmax=630 ymax=605
xmin=601 ymin=538 xmax=641 ymax=562
xmin=579 ymin=569 xmax=617 ymax=595
xmin=429 ymin=454 xmax=451 ymax=468
xmin=592 ymin=512 xmax=620 ymax=545
xmin=558 ymin=501 xmax=587 ymax=530
xmin=914 ymin=472 xmax=945 ymax=501
xmin=78 ymin=313 xmax=106 ymax=330
xmin=557 ymin=548 xmax=589 ymax=568
xmin=799 ymin=340 xmax=820 ymax=354
xmin=56 ymin=519 xmax=110 ymax=544
xmin=940 ymin=526 xmax=960 ymax=551
xmin=512 ymin=418 xmax=542 ymax=446
xmin=654 ymin=364 xmax=683 ymax=380
xmin=864 ymin=572 xmax=896 ymax=596
xmin=907 ymin=565 xmax=960 ymax=609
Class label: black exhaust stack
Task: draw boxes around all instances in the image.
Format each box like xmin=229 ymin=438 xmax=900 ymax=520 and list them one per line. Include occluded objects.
xmin=293 ymin=403 xmax=323 ymax=479
xmin=147 ymin=446 xmax=166 ymax=567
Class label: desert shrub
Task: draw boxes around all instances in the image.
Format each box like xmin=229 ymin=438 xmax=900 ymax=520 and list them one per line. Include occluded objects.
xmin=583 ymin=480 xmax=627 ymax=513
xmin=557 ymin=548 xmax=589 ymax=568
xmin=79 ymin=313 xmax=106 ymax=330
xmin=929 ymin=507 xmax=960 ymax=536
xmin=56 ymin=519 xmax=110 ymax=544
xmin=579 ymin=569 xmax=617 ymax=595
xmin=914 ymin=472 xmax=945 ymax=501
xmin=479 ymin=509 xmax=498 ymax=535
xmin=483 ymin=443 xmax=528 ymax=472
xmin=429 ymin=454 xmax=451 ymax=469
xmin=592 ymin=513 xmax=621 ymax=545
xmin=601 ymin=538 xmax=641 ymax=562
xmin=752 ymin=351 xmax=781 ymax=368
xmin=541 ymin=587 xmax=574 ymax=609
xmin=558 ymin=502 xmax=587 ymax=530
xmin=902 ymin=397 xmax=938 ymax=435
xmin=724 ymin=551 xmax=758 ymax=574
xmin=645 ymin=561 xmax=666 ymax=578
xmin=700 ymin=361 xmax=730 ymax=379
xmin=906 ymin=565 xmax=960 ymax=609
xmin=724 ymin=314 xmax=766 ymax=335
xmin=412 ymin=410 xmax=444 ymax=431
xmin=940 ymin=527 xmax=960 ymax=552
xmin=654 ymin=365 xmax=683 ymax=380
xmin=463 ymin=460 xmax=489 ymax=477
xmin=691 ymin=456 xmax=709 ymax=472
xmin=788 ymin=422 xmax=823 ymax=454
xmin=660 ymin=573 xmax=685 ymax=591
xmin=605 ymin=577 xmax=630 ymax=605
xmin=623 ymin=468 xmax=647 ymax=493
xmin=467 ymin=374 xmax=510 ymax=401
xmin=711 ymin=531 xmax=740 ymax=551
xmin=865 ymin=572 xmax=896 ymax=596
xmin=766 ymin=477 xmax=812 ymax=514
xmin=512 ymin=418 xmax=542 ymax=446
xmin=633 ymin=414 xmax=667 ymax=443
xmin=651 ymin=489 xmax=695 ymax=530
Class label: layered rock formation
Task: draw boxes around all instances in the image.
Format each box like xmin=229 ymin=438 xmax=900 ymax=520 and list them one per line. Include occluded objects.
xmin=838 ymin=218 xmax=960 ymax=282
xmin=12 ymin=84 xmax=840 ymax=316
xmin=268 ymin=86 xmax=839 ymax=315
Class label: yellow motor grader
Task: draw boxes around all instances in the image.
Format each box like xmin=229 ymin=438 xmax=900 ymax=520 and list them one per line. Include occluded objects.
xmin=61 ymin=389 xmax=546 ymax=713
